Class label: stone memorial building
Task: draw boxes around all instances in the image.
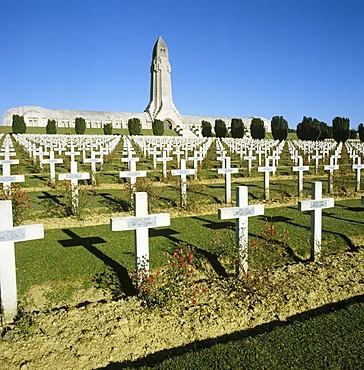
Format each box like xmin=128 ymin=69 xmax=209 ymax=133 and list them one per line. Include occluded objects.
xmin=2 ymin=37 xmax=271 ymax=136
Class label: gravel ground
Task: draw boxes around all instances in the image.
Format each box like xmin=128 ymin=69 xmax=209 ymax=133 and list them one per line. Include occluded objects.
xmin=1 ymin=248 xmax=363 ymax=369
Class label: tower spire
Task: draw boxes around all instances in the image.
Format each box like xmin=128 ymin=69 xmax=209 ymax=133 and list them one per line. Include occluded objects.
xmin=145 ymin=36 xmax=183 ymax=129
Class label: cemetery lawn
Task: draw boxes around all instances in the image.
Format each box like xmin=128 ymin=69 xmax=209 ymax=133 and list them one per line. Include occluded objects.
xmin=0 ymin=133 xmax=363 ymax=369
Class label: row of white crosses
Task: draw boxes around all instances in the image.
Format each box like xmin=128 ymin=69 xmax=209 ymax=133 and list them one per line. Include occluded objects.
xmin=0 ymin=179 xmax=359 ymax=322
xmin=0 ymin=135 xmax=25 ymax=195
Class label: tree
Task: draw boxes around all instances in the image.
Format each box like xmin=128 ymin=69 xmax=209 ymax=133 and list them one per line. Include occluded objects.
xmin=75 ymin=117 xmax=86 ymax=134
xmin=271 ymin=116 xmax=288 ymax=141
xmin=46 ymin=119 xmax=57 ymax=134
xmin=128 ymin=118 xmax=142 ymax=135
xmin=332 ymin=116 xmax=350 ymax=143
xmin=358 ymin=123 xmax=364 ymax=142
xmin=318 ymin=122 xmax=332 ymax=140
xmin=349 ymin=129 xmax=357 ymax=139
xmin=214 ymin=119 xmax=227 ymax=138
xmin=296 ymin=116 xmax=321 ymax=141
xmin=250 ymin=118 xmax=265 ymax=139
xmin=12 ymin=114 xmax=26 ymax=134
xmin=152 ymin=119 xmax=164 ymax=136
xmin=103 ymin=123 xmax=113 ymax=135
xmin=230 ymin=118 xmax=245 ymax=138
xmin=201 ymin=120 xmax=212 ymax=137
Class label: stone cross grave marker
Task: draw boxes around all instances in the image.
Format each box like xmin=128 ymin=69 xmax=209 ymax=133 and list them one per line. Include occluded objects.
xmin=312 ymin=149 xmax=323 ymax=174
xmin=298 ymin=182 xmax=334 ymax=260
xmin=119 ymin=159 xmax=147 ymax=198
xmin=188 ymin=151 xmax=202 ymax=179
xmin=0 ymin=160 xmax=25 ymax=196
xmin=292 ymin=156 xmax=310 ymax=196
xmin=323 ymin=156 xmax=339 ymax=193
xmin=84 ymin=150 xmax=103 ymax=185
xmin=218 ymin=157 xmax=239 ymax=203
xmin=157 ymin=150 xmax=172 ymax=178
xmin=149 ymin=147 xmax=161 ymax=169
xmin=352 ymin=157 xmax=364 ymax=192
xmin=58 ymin=161 xmax=90 ymax=212
xmin=110 ymin=192 xmax=170 ymax=280
xmin=257 ymin=158 xmax=276 ymax=200
xmin=0 ymin=200 xmax=44 ymax=322
xmin=41 ymin=149 xmax=63 ymax=184
xmin=244 ymin=149 xmax=256 ymax=176
xmin=171 ymin=159 xmax=196 ymax=208
xmin=218 ymin=186 xmax=264 ymax=275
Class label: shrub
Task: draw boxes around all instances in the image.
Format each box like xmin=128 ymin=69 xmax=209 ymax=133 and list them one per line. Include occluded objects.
xmin=128 ymin=118 xmax=142 ymax=135
xmin=12 ymin=114 xmax=26 ymax=134
xmin=214 ymin=119 xmax=227 ymax=138
xmin=359 ymin=123 xmax=364 ymax=142
xmin=75 ymin=117 xmax=86 ymax=134
xmin=201 ymin=120 xmax=212 ymax=137
xmin=46 ymin=119 xmax=57 ymax=134
xmin=152 ymin=119 xmax=164 ymax=136
xmin=271 ymin=116 xmax=288 ymax=141
xmin=332 ymin=116 xmax=350 ymax=143
xmin=103 ymin=123 xmax=113 ymax=135
xmin=231 ymin=118 xmax=245 ymax=138
xmin=250 ymin=118 xmax=265 ymax=139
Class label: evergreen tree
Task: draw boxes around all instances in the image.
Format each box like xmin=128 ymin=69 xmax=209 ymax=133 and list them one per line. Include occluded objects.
xmin=12 ymin=114 xmax=26 ymax=134
xmin=103 ymin=123 xmax=113 ymax=135
xmin=75 ymin=117 xmax=86 ymax=134
xmin=214 ymin=119 xmax=227 ymax=138
xmin=296 ymin=117 xmax=321 ymax=141
xmin=128 ymin=118 xmax=142 ymax=135
xmin=152 ymin=119 xmax=164 ymax=136
xmin=230 ymin=118 xmax=245 ymax=138
xmin=250 ymin=118 xmax=265 ymax=139
xmin=201 ymin=120 xmax=212 ymax=137
xmin=271 ymin=116 xmax=288 ymax=141
xmin=332 ymin=117 xmax=350 ymax=143
xmin=318 ymin=122 xmax=332 ymax=140
xmin=349 ymin=129 xmax=357 ymax=139
xmin=46 ymin=119 xmax=57 ymax=134
xmin=358 ymin=123 xmax=364 ymax=142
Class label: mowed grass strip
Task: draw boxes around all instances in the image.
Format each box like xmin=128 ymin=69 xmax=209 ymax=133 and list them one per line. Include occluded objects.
xmin=15 ymin=199 xmax=364 ymax=297
xmin=130 ymin=300 xmax=364 ymax=370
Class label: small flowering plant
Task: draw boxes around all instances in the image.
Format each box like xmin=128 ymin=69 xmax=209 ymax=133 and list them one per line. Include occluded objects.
xmin=0 ymin=184 xmax=31 ymax=225
xmin=131 ymin=244 xmax=207 ymax=310
xmin=245 ymin=219 xmax=289 ymax=294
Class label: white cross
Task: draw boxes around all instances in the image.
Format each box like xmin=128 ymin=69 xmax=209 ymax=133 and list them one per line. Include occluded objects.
xmin=292 ymin=156 xmax=310 ymax=196
xmin=323 ymin=156 xmax=339 ymax=193
xmin=41 ymin=150 xmax=63 ymax=184
xmin=312 ymin=150 xmax=323 ymax=175
xmin=156 ymin=150 xmax=172 ymax=178
xmin=218 ymin=157 xmax=239 ymax=203
xmin=244 ymin=150 xmax=256 ymax=176
xmin=0 ymin=158 xmax=24 ymax=196
xmin=84 ymin=150 xmax=103 ymax=184
xmin=171 ymin=159 xmax=196 ymax=208
xmin=352 ymin=157 xmax=364 ymax=192
xmin=119 ymin=160 xmax=147 ymax=197
xmin=58 ymin=161 xmax=90 ymax=212
xmin=257 ymin=158 xmax=276 ymax=200
xmin=148 ymin=148 xmax=161 ymax=169
xmin=218 ymin=186 xmax=264 ymax=275
xmin=110 ymin=192 xmax=170 ymax=278
xmin=0 ymin=200 xmax=44 ymax=322
xmin=298 ymin=182 xmax=334 ymax=260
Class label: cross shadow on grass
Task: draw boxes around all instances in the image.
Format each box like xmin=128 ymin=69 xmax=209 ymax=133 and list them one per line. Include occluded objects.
xmin=150 ymin=226 xmax=229 ymax=278
xmin=38 ymin=191 xmax=64 ymax=206
xmin=58 ymin=229 xmax=136 ymax=296
xmin=96 ymin=295 xmax=364 ymax=369
xmin=99 ymin=192 xmax=132 ymax=212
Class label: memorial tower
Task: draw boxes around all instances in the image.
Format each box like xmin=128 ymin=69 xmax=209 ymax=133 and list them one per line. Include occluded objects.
xmin=145 ymin=36 xmax=184 ymax=129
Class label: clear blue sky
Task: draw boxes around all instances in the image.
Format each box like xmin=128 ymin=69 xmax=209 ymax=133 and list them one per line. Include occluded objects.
xmin=1 ymin=0 xmax=363 ymax=129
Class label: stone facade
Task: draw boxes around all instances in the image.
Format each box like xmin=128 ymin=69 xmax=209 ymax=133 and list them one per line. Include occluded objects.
xmin=2 ymin=37 xmax=271 ymax=134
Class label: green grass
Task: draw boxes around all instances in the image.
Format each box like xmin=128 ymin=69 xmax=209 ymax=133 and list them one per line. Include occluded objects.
xmin=15 ymin=198 xmax=363 ymax=297
xmin=128 ymin=299 xmax=364 ymax=369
